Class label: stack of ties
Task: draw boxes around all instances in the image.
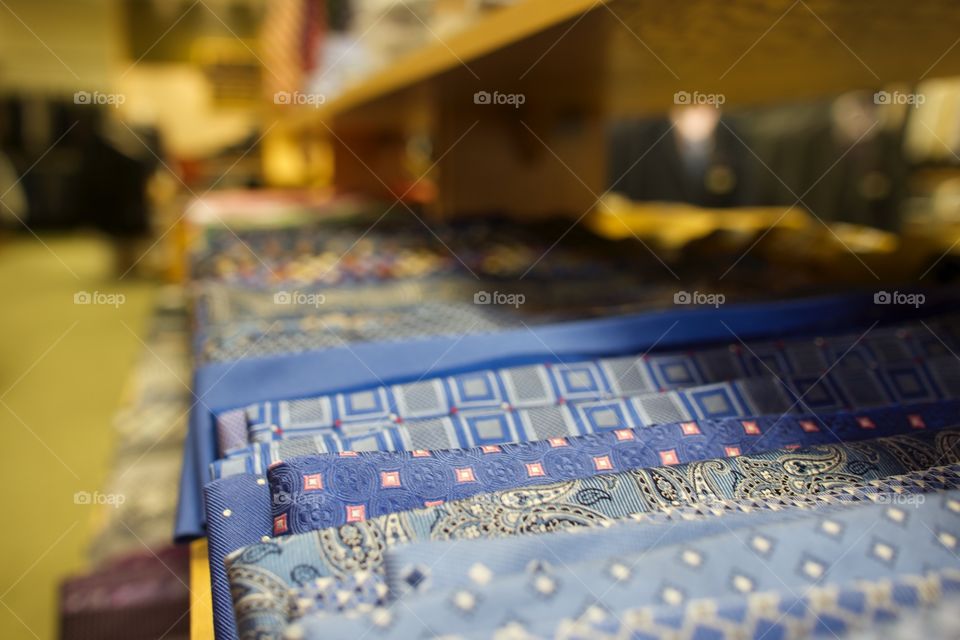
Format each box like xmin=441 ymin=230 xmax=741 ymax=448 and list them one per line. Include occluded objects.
xmin=176 ymin=199 xmax=960 ymax=640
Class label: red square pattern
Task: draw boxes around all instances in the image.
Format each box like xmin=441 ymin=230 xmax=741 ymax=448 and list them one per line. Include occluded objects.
xmin=455 ymin=467 xmax=477 ymax=483
xmin=659 ymin=450 xmax=679 ymax=466
xmin=593 ymin=456 xmax=614 ymax=471
xmin=680 ymin=422 xmax=700 ymax=436
xmin=381 ymin=471 xmax=401 ymax=488
xmin=303 ymin=473 xmax=323 ymax=491
xmin=346 ymin=505 xmax=366 ymax=522
xmin=741 ymin=420 xmax=761 ymax=435
xmin=799 ymin=420 xmax=820 ymax=433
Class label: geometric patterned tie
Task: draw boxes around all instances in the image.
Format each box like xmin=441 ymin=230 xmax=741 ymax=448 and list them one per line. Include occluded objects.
xmin=223 ymin=431 xmax=960 ymax=638
xmin=288 ymin=490 xmax=960 ymax=639
xmin=264 ymin=402 xmax=960 ymax=536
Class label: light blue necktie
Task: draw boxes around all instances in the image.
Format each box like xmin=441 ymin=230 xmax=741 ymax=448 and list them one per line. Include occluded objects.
xmin=382 ymin=465 xmax=957 ymax=599
xmin=223 ymin=429 xmax=960 ymax=639
xmin=223 ymin=318 xmax=959 ymax=452
xmin=203 ymin=402 xmax=957 ymax=640
xmin=182 ymin=290 xmax=955 ymax=542
xmin=290 ymin=489 xmax=960 ymax=639
xmin=550 ymin=572 xmax=960 ymax=640
xmin=213 ymin=354 xmax=960 ymax=478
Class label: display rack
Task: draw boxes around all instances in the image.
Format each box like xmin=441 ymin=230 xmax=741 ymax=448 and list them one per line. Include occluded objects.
xmin=191 ymin=1 xmax=960 ymax=636
xmin=191 ymin=539 xmax=214 ymax=640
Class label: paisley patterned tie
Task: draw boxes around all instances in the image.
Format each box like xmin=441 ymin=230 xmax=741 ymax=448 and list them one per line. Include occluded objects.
xmin=264 ymin=400 xmax=960 ymax=536
xmin=221 ymin=429 xmax=960 ymax=638
xmin=289 ymin=490 xmax=960 ymax=639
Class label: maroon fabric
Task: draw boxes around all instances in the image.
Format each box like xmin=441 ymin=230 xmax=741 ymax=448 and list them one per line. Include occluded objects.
xmin=59 ymin=545 xmax=190 ymax=640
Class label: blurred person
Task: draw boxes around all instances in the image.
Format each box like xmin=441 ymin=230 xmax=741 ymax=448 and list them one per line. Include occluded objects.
xmin=759 ymin=91 xmax=906 ymax=230
xmin=69 ymin=107 xmax=159 ymax=276
xmin=607 ymin=104 xmax=754 ymax=208
xmin=0 ymin=96 xmax=28 ymax=234
xmin=0 ymin=150 xmax=26 ymax=228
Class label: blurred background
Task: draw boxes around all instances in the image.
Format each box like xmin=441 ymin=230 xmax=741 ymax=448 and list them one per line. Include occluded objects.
xmin=2 ymin=1 xmax=960 ymax=638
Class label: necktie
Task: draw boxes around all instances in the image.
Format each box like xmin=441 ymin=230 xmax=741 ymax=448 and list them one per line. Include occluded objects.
xmin=265 ymin=400 xmax=960 ymax=536
xmin=222 ymin=429 xmax=960 ymax=638
xmin=180 ymin=290 xmax=951 ymax=539
xmin=202 ymin=473 xmax=272 ymax=640
xmin=841 ymin=588 xmax=960 ymax=640
xmin=290 ymin=501 xmax=887 ymax=627
xmin=211 ymin=357 xmax=960 ymax=478
xmin=299 ymin=572 xmax=960 ymax=640
xmin=197 ymin=279 xmax=438 ymax=326
xmin=289 ymin=490 xmax=960 ymax=639
xmin=216 ymin=410 xmax=249 ymax=459
xmin=383 ymin=465 xmax=960 ymax=600
xmin=226 ymin=317 xmax=958 ymax=451
xmin=191 ymin=216 xmax=640 ymax=290
xmin=196 ymin=271 xmax=671 ymax=365
xmin=191 ymin=221 xmax=455 ymax=289
xmin=555 ymin=573 xmax=960 ymax=640
xmin=198 ymin=301 xmax=526 ymax=365
xmin=202 ymin=406 xmax=955 ymax=640
xmin=197 ymin=274 xmax=660 ymax=330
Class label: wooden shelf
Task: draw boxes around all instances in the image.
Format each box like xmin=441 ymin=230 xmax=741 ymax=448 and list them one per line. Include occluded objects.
xmin=271 ymin=0 xmax=960 ymax=216
xmin=190 ymin=539 xmax=214 ymax=639
xmin=280 ymin=0 xmax=599 ymax=127
xmin=280 ymin=0 xmax=960 ymax=124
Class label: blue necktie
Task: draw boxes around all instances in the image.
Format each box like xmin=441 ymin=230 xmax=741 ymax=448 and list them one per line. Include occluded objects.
xmin=211 ymin=356 xmax=960 ymax=479
xmin=199 ymin=301 xmax=528 ymax=365
xmin=216 ymin=409 xmax=249 ymax=458
xmin=310 ymin=573 xmax=960 ymax=640
xmin=221 ymin=428 xmax=960 ymax=639
xmin=223 ymin=318 xmax=958 ymax=452
xmin=265 ymin=400 xmax=960 ymax=536
xmin=553 ymin=572 xmax=960 ymax=639
xmin=180 ymin=290 xmax=954 ymax=540
xmin=383 ymin=464 xmax=960 ymax=600
xmin=204 ymin=403 xmax=959 ymax=640
xmin=288 ymin=490 xmax=960 ymax=639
